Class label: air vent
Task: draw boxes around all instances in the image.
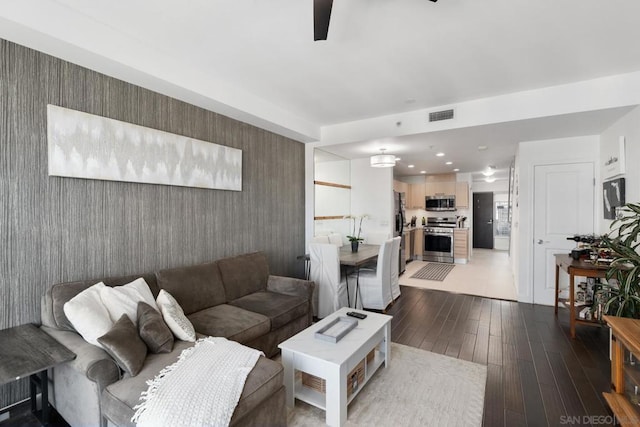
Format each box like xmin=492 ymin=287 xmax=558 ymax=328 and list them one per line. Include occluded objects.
xmin=429 ymin=109 xmax=454 ymax=122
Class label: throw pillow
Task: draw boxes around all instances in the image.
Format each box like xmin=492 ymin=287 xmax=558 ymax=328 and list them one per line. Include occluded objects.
xmin=100 ymin=277 xmax=158 ymax=326
xmin=98 ymin=314 xmax=148 ymax=376
xmin=63 ymin=282 xmax=113 ymax=348
xmin=156 ymin=290 xmax=196 ymax=342
xmin=137 ymin=301 xmax=174 ymax=353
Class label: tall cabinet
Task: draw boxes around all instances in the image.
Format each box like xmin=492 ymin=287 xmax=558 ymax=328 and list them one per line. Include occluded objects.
xmin=455 ymin=182 xmax=469 ymax=209
xmin=408 ymin=182 xmax=426 ymax=209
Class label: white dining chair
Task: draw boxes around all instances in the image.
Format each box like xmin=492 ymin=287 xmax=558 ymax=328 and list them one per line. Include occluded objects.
xmin=309 ymin=243 xmax=348 ymax=318
xmin=390 ymin=236 xmax=402 ymax=300
xmin=356 ymin=239 xmax=394 ymax=311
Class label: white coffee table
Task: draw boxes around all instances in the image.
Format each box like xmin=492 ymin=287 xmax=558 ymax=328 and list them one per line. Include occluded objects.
xmin=278 ymin=307 xmax=392 ymax=427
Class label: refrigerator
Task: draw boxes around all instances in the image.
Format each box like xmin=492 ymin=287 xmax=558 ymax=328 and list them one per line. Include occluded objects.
xmin=394 ymin=191 xmax=406 ymax=274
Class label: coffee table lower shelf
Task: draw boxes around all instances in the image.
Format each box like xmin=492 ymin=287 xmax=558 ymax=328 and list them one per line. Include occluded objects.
xmin=294 ymin=349 xmax=385 ymax=409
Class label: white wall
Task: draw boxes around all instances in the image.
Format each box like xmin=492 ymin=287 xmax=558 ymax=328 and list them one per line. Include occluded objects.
xmin=515 ymin=135 xmax=600 ymax=303
xmin=351 ymin=158 xmax=394 ymax=239
xmin=471 ymin=180 xmax=510 ymax=193
xmin=314 ymin=156 xmax=351 ymax=235
xmin=306 ymin=148 xmax=394 ymax=247
xmin=599 ymin=106 xmax=640 ymax=234
xmin=315 ymin=159 xmax=350 ymax=185
xmin=511 ymin=152 xmax=521 ymax=291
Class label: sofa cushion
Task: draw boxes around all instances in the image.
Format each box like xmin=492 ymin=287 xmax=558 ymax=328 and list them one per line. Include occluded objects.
xmin=137 ymin=302 xmax=174 ymax=353
xmin=98 ymin=315 xmax=148 ymax=376
xmin=217 ymin=252 xmax=270 ymax=301
xmin=99 ymin=278 xmax=158 ymax=325
xmin=47 ymin=273 xmax=158 ymax=331
xmin=187 ymin=304 xmax=270 ymax=345
xmin=101 ymin=342 xmax=283 ymax=427
xmin=156 ymin=290 xmax=196 ymax=342
xmin=63 ymin=282 xmax=113 ymax=347
xmin=229 ymin=291 xmax=309 ymax=330
xmin=155 ymin=261 xmax=226 ymax=315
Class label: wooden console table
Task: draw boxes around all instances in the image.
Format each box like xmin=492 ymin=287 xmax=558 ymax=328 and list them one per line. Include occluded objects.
xmin=554 ymin=254 xmax=608 ymax=338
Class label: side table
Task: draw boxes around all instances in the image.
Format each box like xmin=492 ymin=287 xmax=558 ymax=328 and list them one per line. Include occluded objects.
xmin=0 ymin=324 xmax=76 ymax=425
xmin=554 ymin=254 xmax=608 ymax=338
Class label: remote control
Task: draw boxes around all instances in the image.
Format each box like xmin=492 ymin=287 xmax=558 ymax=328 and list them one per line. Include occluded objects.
xmin=346 ymin=311 xmax=367 ymax=319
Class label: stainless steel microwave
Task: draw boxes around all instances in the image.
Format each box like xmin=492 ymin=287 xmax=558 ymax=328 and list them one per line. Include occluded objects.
xmin=425 ymin=195 xmax=456 ymax=211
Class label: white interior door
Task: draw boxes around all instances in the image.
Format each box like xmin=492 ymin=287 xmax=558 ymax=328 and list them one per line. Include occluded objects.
xmin=533 ymin=163 xmax=594 ymax=305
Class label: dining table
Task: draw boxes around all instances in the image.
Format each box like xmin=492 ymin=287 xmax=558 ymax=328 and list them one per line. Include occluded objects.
xmin=339 ymin=244 xmax=380 ymax=308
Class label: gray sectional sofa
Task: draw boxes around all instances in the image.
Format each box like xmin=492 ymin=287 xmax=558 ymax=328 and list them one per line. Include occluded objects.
xmin=40 ymin=252 xmax=314 ymax=427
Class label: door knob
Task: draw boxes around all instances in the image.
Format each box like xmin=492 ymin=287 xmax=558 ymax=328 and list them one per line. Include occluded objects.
xmin=487 ymin=220 xmax=493 ymax=224
xmin=537 ymin=239 xmax=549 ymax=244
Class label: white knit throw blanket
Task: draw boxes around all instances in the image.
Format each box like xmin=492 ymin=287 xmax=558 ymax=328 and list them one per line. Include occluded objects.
xmin=131 ymin=337 xmax=263 ymax=427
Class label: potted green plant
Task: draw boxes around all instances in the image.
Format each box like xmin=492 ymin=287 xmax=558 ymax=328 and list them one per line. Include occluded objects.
xmin=346 ymin=215 xmax=367 ymax=253
xmin=600 ymin=202 xmax=640 ymax=318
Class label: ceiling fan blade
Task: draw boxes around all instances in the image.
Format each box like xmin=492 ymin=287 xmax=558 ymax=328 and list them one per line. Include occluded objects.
xmin=314 ymin=0 xmax=333 ymax=41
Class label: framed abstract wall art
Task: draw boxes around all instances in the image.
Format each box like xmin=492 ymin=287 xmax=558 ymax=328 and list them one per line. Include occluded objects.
xmin=47 ymin=105 xmax=242 ymax=191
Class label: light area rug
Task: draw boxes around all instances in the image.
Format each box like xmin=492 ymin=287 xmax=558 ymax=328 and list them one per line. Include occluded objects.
xmin=410 ymin=262 xmax=455 ymax=281
xmin=286 ymin=343 xmax=486 ymax=426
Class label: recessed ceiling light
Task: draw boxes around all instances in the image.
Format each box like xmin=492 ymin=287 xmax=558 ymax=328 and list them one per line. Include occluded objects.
xmin=395 ymin=157 xmax=401 ymax=161
xmin=408 ymin=164 xmax=415 ymax=168
xmin=453 ymin=168 xmax=460 ymax=172
xmin=477 ymin=145 xmax=488 ymax=151
xmin=485 ymin=177 xmax=496 ymax=183
xmin=420 ymin=171 xmax=426 ymax=174
xmin=445 ymin=161 xmax=452 ymax=165
xmin=436 ymin=152 xmax=445 ymax=157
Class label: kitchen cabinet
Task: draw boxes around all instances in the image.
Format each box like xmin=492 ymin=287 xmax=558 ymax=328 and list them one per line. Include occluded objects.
xmin=425 ymin=181 xmax=456 ymax=197
xmin=453 ymin=229 xmax=469 ymax=263
xmin=455 ymin=182 xmax=469 ymax=208
xmin=425 ymin=174 xmax=456 ymax=197
xmin=393 ymin=180 xmax=409 ymax=194
xmin=408 ymin=182 xmax=426 ymax=209
xmin=414 ymin=228 xmax=424 ymax=260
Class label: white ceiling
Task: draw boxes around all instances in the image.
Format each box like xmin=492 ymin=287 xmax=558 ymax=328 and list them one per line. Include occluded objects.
xmin=324 ymin=107 xmax=635 ymax=178
xmin=2 ymin=0 xmax=640 ymax=178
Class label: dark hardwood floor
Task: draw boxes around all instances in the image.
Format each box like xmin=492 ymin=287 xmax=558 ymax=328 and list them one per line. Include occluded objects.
xmin=1 ymin=284 xmax=613 ymax=427
xmin=386 ymin=285 xmax=613 ymax=427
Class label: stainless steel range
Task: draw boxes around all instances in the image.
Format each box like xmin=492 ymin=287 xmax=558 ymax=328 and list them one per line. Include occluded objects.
xmin=423 ymin=217 xmax=456 ymax=263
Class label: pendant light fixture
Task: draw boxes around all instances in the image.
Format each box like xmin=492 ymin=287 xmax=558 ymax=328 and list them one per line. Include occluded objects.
xmin=370 ymin=149 xmax=396 ymax=168
xmin=482 ymin=165 xmax=496 ymax=176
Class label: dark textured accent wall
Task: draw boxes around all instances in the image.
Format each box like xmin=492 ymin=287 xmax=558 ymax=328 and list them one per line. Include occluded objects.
xmin=0 ymin=39 xmax=305 ymax=408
